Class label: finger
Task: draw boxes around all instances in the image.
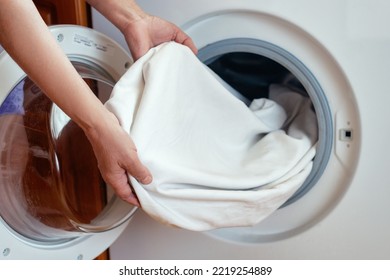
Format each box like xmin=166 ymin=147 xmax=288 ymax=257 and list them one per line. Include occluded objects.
xmin=174 ymin=30 xmax=198 ymax=55
xmin=124 ymin=192 xmax=141 ymax=207
xmin=105 ymin=171 xmax=141 ymax=207
xmin=124 ymin=149 xmax=153 ymax=185
xmin=129 ymin=43 xmax=149 ymax=61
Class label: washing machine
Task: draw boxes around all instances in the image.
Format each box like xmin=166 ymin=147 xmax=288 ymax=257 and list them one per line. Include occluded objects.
xmin=93 ymin=0 xmax=390 ymax=259
xmin=1 ymin=0 xmax=389 ymax=260
xmin=0 ymin=25 xmax=138 ymax=259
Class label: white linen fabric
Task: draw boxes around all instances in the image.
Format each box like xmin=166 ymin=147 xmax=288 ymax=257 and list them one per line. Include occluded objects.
xmin=105 ymin=42 xmax=318 ymax=231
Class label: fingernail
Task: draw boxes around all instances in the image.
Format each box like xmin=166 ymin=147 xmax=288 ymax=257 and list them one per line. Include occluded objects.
xmin=127 ymin=199 xmax=140 ymax=208
xmin=141 ymin=175 xmax=152 ymax=185
xmin=125 ymin=195 xmax=141 ymax=207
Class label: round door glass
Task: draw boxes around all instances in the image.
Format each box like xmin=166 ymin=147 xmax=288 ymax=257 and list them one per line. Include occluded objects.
xmin=0 ymin=60 xmax=136 ymax=243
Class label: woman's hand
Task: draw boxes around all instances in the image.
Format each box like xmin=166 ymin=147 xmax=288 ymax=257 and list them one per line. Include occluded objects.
xmin=84 ymin=111 xmax=152 ymax=207
xmin=122 ymin=13 xmax=198 ymax=60
xmin=87 ymin=0 xmax=198 ymax=61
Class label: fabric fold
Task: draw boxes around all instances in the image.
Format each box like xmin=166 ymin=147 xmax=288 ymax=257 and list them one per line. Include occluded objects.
xmin=105 ymin=42 xmax=318 ymax=231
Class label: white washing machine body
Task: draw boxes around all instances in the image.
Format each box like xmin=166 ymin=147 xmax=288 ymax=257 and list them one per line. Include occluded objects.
xmin=0 ymin=25 xmax=136 ymax=259
xmin=1 ymin=0 xmax=389 ymax=260
xmin=89 ymin=0 xmax=389 ymax=259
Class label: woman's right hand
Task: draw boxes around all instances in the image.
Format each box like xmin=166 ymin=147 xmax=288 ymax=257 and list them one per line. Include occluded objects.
xmin=121 ymin=13 xmax=198 ymax=61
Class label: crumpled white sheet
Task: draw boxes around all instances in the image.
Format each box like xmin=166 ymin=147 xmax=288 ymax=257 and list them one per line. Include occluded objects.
xmin=105 ymin=42 xmax=318 ymax=231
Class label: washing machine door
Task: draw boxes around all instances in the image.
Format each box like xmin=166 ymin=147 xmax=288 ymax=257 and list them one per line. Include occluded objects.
xmin=0 ymin=25 xmax=135 ymax=259
xmin=183 ymin=11 xmax=361 ymax=244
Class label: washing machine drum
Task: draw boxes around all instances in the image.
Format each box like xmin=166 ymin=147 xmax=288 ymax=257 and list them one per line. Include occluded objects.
xmin=0 ymin=25 xmax=135 ymax=259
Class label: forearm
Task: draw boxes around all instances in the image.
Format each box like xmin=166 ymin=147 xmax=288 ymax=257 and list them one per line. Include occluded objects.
xmin=86 ymin=0 xmax=146 ymax=32
xmin=0 ymin=0 xmax=110 ymax=132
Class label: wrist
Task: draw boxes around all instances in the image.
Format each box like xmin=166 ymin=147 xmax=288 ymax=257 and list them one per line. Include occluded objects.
xmin=87 ymin=0 xmax=148 ymax=33
xmin=79 ymin=106 xmax=119 ymax=139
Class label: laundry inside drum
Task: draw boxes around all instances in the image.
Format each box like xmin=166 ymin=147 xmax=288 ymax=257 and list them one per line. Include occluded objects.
xmin=206 ymin=52 xmax=322 ymax=206
xmin=0 ymin=62 xmax=136 ymax=243
xmin=208 ymin=52 xmax=308 ymax=102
